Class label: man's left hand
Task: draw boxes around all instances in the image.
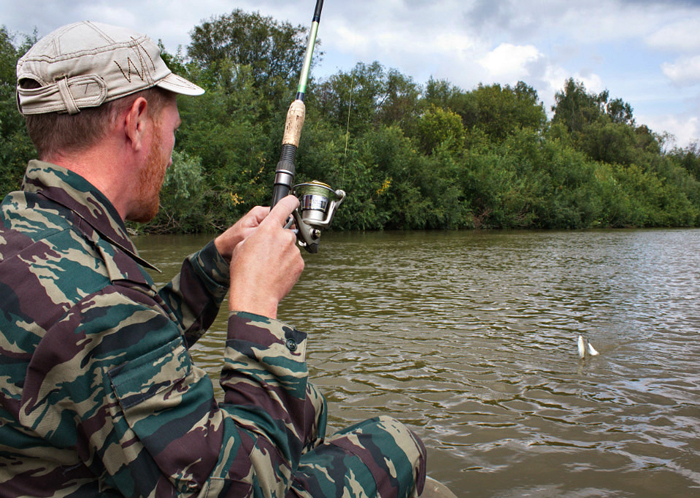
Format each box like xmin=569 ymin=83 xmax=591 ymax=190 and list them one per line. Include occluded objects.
xmin=214 ymin=206 xmax=270 ymax=261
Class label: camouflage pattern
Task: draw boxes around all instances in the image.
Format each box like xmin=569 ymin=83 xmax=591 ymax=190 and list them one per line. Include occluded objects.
xmin=0 ymin=160 xmax=426 ymax=497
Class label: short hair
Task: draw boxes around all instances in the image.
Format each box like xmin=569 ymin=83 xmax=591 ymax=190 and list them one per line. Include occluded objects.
xmin=20 ymin=81 xmax=172 ymax=159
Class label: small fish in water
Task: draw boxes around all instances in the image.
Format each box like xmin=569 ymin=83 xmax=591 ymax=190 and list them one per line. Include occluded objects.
xmin=578 ymin=335 xmax=599 ymax=358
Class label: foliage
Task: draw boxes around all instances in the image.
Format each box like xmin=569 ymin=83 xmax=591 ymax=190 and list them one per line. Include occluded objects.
xmin=138 ymin=150 xmax=209 ymax=233
xmin=2 ymin=16 xmax=700 ymax=234
xmin=0 ymin=27 xmax=36 ymax=193
xmin=188 ymin=9 xmax=317 ymax=115
xmin=414 ymin=105 xmax=465 ymax=155
xmin=424 ymin=79 xmax=546 ymax=140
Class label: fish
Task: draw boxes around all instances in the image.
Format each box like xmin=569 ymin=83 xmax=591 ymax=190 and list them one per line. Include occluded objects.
xmin=578 ymin=335 xmax=599 ymax=358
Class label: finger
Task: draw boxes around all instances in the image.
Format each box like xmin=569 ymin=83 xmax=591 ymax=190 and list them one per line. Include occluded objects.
xmin=265 ymin=195 xmax=299 ymax=227
xmin=246 ymin=206 xmax=270 ymax=225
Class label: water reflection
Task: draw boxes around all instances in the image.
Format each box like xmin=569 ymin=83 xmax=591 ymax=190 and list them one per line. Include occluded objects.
xmin=135 ymin=229 xmax=700 ymax=498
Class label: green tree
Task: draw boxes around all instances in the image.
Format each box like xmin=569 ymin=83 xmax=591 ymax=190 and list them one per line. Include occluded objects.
xmin=605 ymin=96 xmax=635 ymax=125
xmin=376 ymin=69 xmax=421 ymax=129
xmin=424 ymin=80 xmax=546 ymax=141
xmin=551 ymin=78 xmax=604 ymax=134
xmin=0 ymin=26 xmax=36 ymax=198
xmin=175 ymin=82 xmax=273 ymax=228
xmin=414 ymin=105 xmax=464 ymax=155
xmin=579 ymin=116 xmax=638 ymax=165
xmin=551 ymin=78 xmax=664 ymax=167
xmin=670 ymin=142 xmax=700 ymax=181
xmin=423 ymin=78 xmax=462 ymax=109
xmin=315 ymin=61 xmax=387 ymax=135
xmin=467 ymin=83 xmax=544 ymax=139
xmin=188 ymin=9 xmax=317 ymax=110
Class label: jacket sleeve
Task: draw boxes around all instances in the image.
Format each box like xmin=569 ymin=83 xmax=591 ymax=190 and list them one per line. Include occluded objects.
xmin=21 ymin=284 xmax=311 ymax=497
xmin=155 ymin=240 xmax=231 ymax=348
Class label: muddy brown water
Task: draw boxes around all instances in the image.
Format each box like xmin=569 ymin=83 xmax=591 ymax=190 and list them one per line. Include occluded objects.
xmin=136 ymin=228 xmax=700 ymax=498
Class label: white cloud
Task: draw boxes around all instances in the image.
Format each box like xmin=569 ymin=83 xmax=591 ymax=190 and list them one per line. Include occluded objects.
xmin=662 ymin=56 xmax=700 ymax=86
xmin=432 ymin=32 xmax=480 ymax=55
xmin=646 ymin=18 xmax=700 ymax=52
xmin=332 ymin=25 xmax=373 ymax=55
xmin=478 ymin=43 xmax=542 ymax=82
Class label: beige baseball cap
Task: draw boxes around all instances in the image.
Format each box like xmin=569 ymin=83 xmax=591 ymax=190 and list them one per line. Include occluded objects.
xmin=16 ymin=21 xmax=204 ymax=115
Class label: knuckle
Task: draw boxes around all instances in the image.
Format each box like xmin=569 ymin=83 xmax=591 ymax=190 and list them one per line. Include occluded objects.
xmin=284 ymin=228 xmax=298 ymax=245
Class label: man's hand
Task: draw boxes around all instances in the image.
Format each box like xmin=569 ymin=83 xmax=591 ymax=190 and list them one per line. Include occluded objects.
xmin=214 ymin=206 xmax=270 ymax=261
xmin=228 ymin=195 xmax=304 ymax=319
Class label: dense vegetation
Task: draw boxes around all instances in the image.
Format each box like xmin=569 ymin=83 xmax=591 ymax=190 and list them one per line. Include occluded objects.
xmin=2 ymin=12 xmax=700 ymax=233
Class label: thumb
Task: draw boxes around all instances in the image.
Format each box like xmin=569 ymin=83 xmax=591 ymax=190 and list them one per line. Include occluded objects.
xmin=265 ymin=195 xmax=299 ymax=227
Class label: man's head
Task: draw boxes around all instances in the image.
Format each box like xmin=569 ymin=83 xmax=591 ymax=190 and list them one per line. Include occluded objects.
xmin=16 ymin=21 xmax=203 ymax=159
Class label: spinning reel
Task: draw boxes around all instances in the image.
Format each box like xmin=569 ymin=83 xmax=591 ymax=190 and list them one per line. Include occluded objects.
xmin=290 ymin=181 xmax=345 ymax=253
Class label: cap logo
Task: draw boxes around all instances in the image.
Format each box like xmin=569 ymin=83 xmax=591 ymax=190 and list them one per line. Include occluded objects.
xmin=113 ymin=37 xmax=156 ymax=85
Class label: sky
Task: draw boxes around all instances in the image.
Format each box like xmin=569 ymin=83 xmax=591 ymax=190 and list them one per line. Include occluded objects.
xmin=3 ymin=0 xmax=700 ymax=148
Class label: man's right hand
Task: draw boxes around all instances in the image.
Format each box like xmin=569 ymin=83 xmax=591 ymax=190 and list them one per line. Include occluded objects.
xmin=228 ymin=195 xmax=304 ymax=319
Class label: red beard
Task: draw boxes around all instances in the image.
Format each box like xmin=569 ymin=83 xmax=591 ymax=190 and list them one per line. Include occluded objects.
xmin=130 ymin=126 xmax=168 ymax=223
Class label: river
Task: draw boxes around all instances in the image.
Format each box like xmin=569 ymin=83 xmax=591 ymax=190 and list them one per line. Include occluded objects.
xmin=134 ymin=228 xmax=700 ymax=498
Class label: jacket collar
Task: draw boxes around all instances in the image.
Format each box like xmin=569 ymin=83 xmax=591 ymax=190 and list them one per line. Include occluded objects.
xmin=23 ymin=160 xmax=160 ymax=272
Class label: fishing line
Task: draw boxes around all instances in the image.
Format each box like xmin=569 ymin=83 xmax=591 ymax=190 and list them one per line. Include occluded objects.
xmin=342 ymin=72 xmax=354 ymax=187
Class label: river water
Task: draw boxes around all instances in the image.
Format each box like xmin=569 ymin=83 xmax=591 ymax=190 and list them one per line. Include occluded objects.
xmin=135 ymin=229 xmax=700 ymax=498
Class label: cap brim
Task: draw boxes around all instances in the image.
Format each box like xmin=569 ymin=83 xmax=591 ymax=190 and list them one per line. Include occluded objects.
xmin=156 ymin=73 xmax=205 ymax=96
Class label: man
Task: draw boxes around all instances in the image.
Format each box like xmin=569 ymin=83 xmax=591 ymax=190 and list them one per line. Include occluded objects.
xmin=0 ymin=21 xmax=427 ymax=497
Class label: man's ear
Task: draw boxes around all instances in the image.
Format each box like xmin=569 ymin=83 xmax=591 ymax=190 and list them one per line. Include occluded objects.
xmin=123 ymin=97 xmax=150 ymax=152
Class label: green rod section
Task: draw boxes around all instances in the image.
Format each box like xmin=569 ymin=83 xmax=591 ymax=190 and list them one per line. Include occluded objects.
xmin=297 ymin=21 xmax=319 ymax=98
xmin=296 ymin=0 xmax=323 ymax=101
xmin=272 ymin=0 xmax=325 ymax=207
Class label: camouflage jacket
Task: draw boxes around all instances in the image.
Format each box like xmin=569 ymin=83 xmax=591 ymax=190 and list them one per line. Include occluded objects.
xmin=0 ymin=161 xmax=311 ymax=497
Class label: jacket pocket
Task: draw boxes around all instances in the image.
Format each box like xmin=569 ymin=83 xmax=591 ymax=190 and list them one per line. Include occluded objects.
xmin=107 ymin=336 xmax=201 ymax=494
xmin=108 ymin=336 xmax=191 ymax=416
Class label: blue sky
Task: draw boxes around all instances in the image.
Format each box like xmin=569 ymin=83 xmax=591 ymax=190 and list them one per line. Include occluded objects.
xmin=4 ymin=0 xmax=700 ymax=147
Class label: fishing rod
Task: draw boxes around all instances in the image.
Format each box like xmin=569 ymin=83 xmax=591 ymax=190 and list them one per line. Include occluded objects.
xmin=272 ymin=0 xmax=345 ymax=253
